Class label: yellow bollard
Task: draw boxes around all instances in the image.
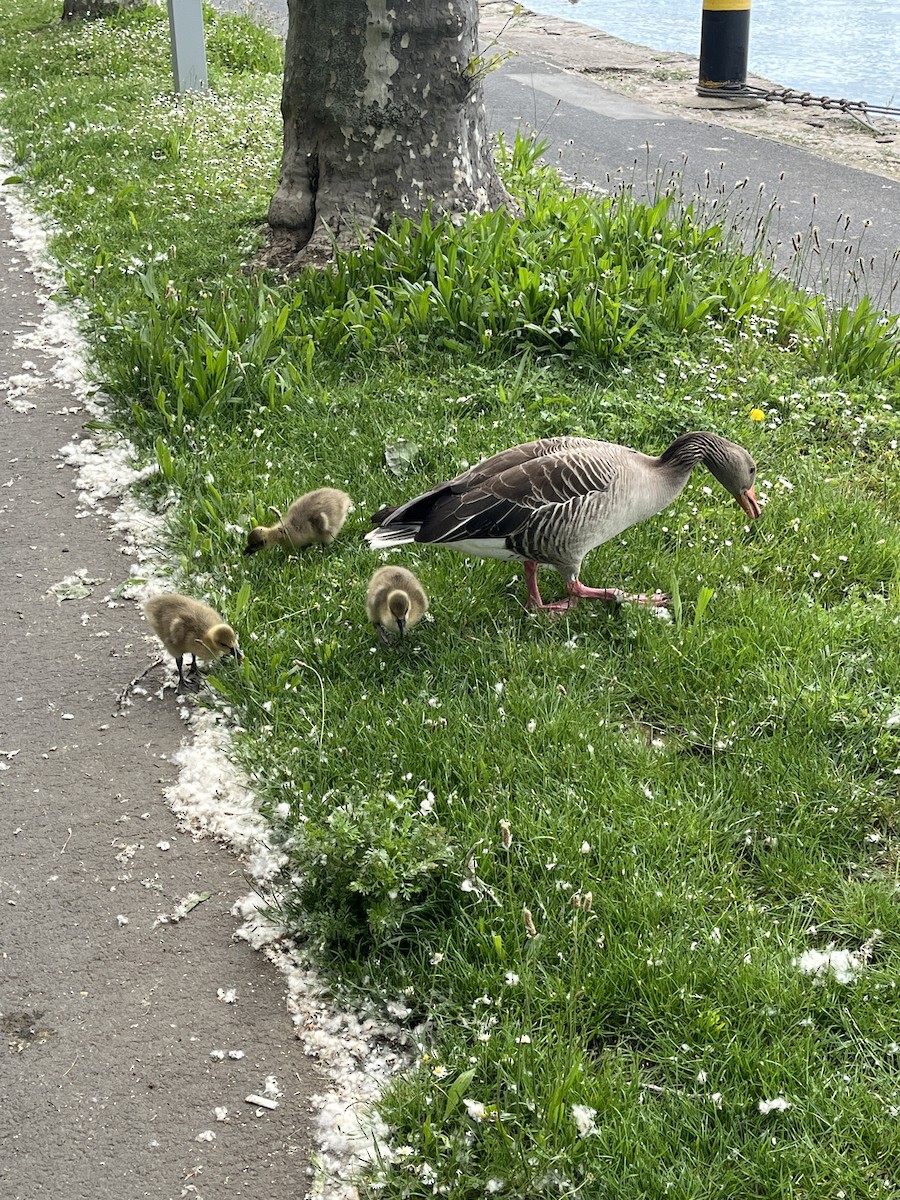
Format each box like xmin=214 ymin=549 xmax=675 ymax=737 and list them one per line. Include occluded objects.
xmin=698 ymin=0 xmax=752 ymax=95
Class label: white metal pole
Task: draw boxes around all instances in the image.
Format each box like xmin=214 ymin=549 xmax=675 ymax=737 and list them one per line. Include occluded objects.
xmin=168 ymin=0 xmax=208 ymax=93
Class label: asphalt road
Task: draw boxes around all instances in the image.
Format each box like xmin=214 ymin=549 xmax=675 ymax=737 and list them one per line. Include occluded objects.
xmin=484 ymin=57 xmax=900 ymax=308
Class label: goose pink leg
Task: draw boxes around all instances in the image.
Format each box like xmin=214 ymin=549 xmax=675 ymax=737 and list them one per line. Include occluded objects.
xmin=523 ymin=562 xmax=667 ymax=613
xmin=564 ymin=579 xmax=669 ymax=607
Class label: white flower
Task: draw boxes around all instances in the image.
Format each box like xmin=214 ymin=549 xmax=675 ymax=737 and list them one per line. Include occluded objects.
xmin=431 ymin=1064 xmax=449 ymax=1079
xmin=758 ymin=1096 xmax=791 ymax=1114
xmin=526 ymin=719 xmax=537 ymax=734
xmin=463 ymin=1098 xmax=487 ymax=1121
xmin=571 ymin=1104 xmax=598 ymax=1137
xmin=515 ymin=1034 xmax=531 ymax=1044
xmin=580 ymin=841 xmax=591 ymax=854
xmin=505 ymin=971 xmax=520 ymax=986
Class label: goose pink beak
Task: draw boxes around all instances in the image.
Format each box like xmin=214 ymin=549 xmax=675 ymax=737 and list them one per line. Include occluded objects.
xmin=738 ymin=486 xmax=761 ymax=519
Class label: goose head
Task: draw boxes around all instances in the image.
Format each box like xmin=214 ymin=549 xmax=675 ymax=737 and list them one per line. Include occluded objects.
xmin=244 ymin=526 xmax=269 ymax=555
xmin=205 ymin=623 xmax=243 ymax=661
xmin=387 ymin=590 xmax=411 ymax=637
xmin=244 ymin=523 xmax=285 ymax=555
xmin=704 ymin=442 xmax=761 ymax=520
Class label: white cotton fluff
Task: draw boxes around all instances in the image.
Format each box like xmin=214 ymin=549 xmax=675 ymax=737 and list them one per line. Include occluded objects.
xmin=570 ymin=1104 xmax=598 ymax=1137
xmin=164 ymin=707 xmax=286 ymax=883
xmin=793 ymin=947 xmax=862 ymax=984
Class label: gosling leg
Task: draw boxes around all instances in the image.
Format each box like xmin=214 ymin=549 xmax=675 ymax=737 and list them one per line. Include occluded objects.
xmin=176 ymin=655 xmax=201 ymax=694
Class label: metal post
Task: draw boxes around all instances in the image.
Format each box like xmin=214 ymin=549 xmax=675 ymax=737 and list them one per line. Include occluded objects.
xmin=698 ymin=0 xmax=751 ymax=95
xmin=168 ymin=0 xmax=208 ymax=94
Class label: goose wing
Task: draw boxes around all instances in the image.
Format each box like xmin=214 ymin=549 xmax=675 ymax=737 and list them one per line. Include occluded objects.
xmin=450 ymin=436 xmax=601 ymax=488
xmin=371 ymin=437 xmax=612 ymax=529
xmin=413 ymin=442 xmax=628 ymax=544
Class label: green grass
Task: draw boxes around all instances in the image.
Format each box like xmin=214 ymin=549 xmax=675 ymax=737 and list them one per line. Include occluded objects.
xmin=2 ymin=4 xmax=900 ymax=1197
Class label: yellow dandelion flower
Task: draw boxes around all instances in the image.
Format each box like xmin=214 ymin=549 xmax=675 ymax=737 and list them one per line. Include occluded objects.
xmin=749 ymin=408 xmax=766 ymax=422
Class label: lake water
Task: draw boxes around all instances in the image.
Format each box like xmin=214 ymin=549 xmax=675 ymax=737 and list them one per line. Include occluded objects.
xmin=528 ymin=0 xmax=900 ymax=110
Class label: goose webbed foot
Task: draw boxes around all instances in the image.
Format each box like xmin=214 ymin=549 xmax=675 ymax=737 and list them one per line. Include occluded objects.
xmin=176 ymin=656 xmax=202 ymax=694
xmin=567 ymin=580 xmax=669 ymax=607
xmin=523 ymin=564 xmax=668 ymax=613
xmin=538 ymin=595 xmax=581 ymax=615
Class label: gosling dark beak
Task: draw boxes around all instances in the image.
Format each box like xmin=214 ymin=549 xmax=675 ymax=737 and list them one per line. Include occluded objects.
xmin=396 ymin=617 xmax=407 ymax=638
xmin=230 ymin=645 xmax=243 ymax=661
xmin=243 ymin=543 xmax=259 ymax=557
xmin=738 ymin=486 xmax=761 ymax=520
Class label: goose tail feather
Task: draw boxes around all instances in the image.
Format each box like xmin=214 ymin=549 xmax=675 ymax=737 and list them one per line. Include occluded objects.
xmin=365 ymin=524 xmax=420 ymax=549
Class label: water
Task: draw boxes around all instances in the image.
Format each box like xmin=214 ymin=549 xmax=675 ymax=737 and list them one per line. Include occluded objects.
xmin=528 ymin=0 xmax=900 ymax=110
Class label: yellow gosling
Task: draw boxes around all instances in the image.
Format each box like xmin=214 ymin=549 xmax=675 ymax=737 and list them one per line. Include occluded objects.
xmin=244 ymin=487 xmax=352 ymax=555
xmin=366 ymin=565 xmax=428 ymax=645
xmin=144 ymin=593 xmax=242 ymax=694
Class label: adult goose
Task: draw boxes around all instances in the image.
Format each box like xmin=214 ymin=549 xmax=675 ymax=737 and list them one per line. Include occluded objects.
xmin=366 ymin=432 xmax=760 ymax=612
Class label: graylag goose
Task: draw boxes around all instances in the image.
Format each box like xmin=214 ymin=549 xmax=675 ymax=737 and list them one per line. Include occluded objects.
xmin=366 ymin=432 xmax=760 ymax=612
xmin=144 ymin=593 xmax=242 ymax=693
xmin=366 ymin=565 xmax=429 ymax=643
xmin=244 ymin=487 xmax=352 ymax=555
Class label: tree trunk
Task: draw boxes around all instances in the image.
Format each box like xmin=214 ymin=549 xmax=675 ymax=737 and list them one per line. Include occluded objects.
xmin=266 ymin=0 xmax=510 ymax=265
xmin=61 ymin=0 xmax=138 ymax=19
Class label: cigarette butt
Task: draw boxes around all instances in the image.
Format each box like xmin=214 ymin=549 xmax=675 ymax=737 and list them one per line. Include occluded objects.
xmin=245 ymin=1094 xmax=279 ymax=1110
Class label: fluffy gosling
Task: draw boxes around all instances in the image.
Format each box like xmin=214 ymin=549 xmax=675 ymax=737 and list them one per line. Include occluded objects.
xmin=366 ymin=565 xmax=429 ymax=645
xmin=144 ymin=593 xmax=242 ymax=694
xmin=244 ymin=487 xmax=352 ymax=556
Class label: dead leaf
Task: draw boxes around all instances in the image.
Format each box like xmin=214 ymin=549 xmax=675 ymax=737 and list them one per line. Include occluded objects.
xmin=384 ymin=438 xmax=419 ymax=475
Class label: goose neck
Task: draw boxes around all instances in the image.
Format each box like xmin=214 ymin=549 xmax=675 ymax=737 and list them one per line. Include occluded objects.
xmin=656 ymin=432 xmax=728 ymax=479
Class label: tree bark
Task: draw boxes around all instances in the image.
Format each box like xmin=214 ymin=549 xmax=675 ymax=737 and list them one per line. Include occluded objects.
xmin=266 ymin=0 xmax=510 ymax=264
xmin=61 ymin=0 xmax=138 ymax=19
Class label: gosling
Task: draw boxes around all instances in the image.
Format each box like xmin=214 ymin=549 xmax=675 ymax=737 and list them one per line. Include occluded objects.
xmin=244 ymin=487 xmax=352 ymax=556
xmin=366 ymin=565 xmax=429 ymax=645
xmin=144 ymin=593 xmax=242 ymax=694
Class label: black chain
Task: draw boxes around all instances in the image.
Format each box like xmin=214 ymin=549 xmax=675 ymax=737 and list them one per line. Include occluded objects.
xmin=704 ymin=84 xmax=900 ymax=121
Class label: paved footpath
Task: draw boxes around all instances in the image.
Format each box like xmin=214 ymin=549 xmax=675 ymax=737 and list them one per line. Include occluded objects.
xmin=0 ymin=199 xmax=319 ymax=1197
